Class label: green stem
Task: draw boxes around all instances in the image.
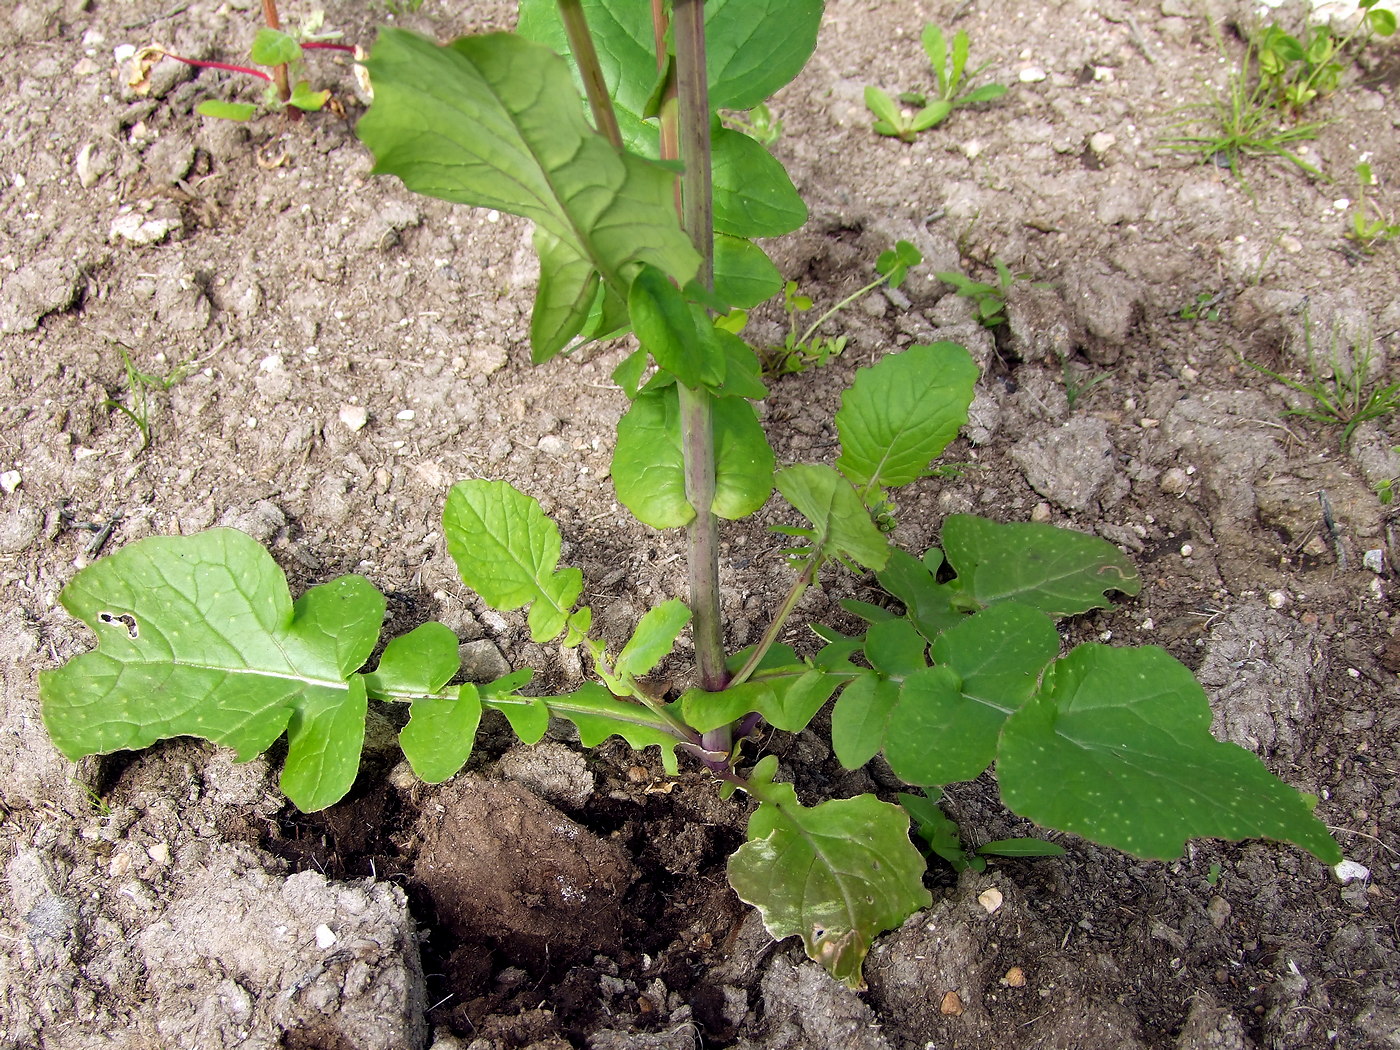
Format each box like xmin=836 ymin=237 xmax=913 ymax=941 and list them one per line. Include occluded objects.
xmin=727 ymin=554 xmax=823 ymax=687
xmin=796 ymin=275 xmax=886 ymax=348
xmin=669 ymin=0 xmax=727 ymax=698
xmin=557 ymin=0 xmax=623 ymax=149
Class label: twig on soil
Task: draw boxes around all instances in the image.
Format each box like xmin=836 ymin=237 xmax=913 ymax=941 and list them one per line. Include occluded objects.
xmin=1327 ymin=826 xmax=1400 ymax=860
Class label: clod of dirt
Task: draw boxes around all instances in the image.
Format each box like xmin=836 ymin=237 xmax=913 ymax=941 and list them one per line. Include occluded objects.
xmin=1005 ymin=281 xmax=1073 ymax=362
xmin=497 ymin=741 xmax=595 ymax=809
xmin=413 ymin=776 xmax=635 ymax=967
xmin=1198 ymin=603 xmax=1325 ymax=759
xmin=736 ymin=956 xmax=890 ymax=1050
xmin=1162 ymin=391 xmax=1286 ymax=526
xmin=0 ymin=258 xmax=84 ymax=334
xmin=1011 ymin=415 xmax=1126 ymax=513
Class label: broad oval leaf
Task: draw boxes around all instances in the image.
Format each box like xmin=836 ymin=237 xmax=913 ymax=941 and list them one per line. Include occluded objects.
xmin=997 ymin=644 xmax=1341 ymax=864
xmin=775 ymin=464 xmax=889 ymax=569
xmin=39 ymin=529 xmax=386 ymax=812
xmin=863 ymin=619 xmax=927 ymax=677
xmin=400 ymin=685 xmax=481 ymax=784
xmin=729 ymin=781 xmax=932 ymax=989
xmin=196 ymin=99 xmax=258 ymax=121
xmin=941 ymin=514 xmax=1140 ymax=617
xmin=628 ymin=264 xmax=725 ymax=389
xmin=711 ymin=126 xmax=807 ymax=238
xmin=251 ymin=27 xmax=302 ymax=66
xmin=876 ymin=547 xmax=964 ymax=642
xmin=831 ymin=670 xmax=900 ymax=769
xmin=714 ymin=234 xmax=783 ymax=309
xmin=357 ymin=30 xmax=699 ymax=359
xmin=835 ymin=342 xmax=978 ymax=491
xmin=443 ymin=480 xmax=584 ymax=642
xmin=613 ymin=388 xmax=775 ymax=529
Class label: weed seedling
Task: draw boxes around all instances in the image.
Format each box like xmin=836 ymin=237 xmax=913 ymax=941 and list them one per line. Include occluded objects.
xmin=1062 ymin=362 xmax=1114 ymax=411
xmin=1258 ymin=2 xmax=1396 ymax=116
xmin=763 ymin=240 xmax=921 ymax=376
xmin=129 ymin=3 xmax=356 ymax=121
xmin=102 ymin=345 xmax=194 ymax=452
xmin=1179 ymin=291 xmax=1225 ymax=322
xmin=721 ymin=102 xmax=783 ymax=147
xmin=1345 ymin=162 xmax=1400 ymax=252
xmin=935 ymin=257 xmax=1021 ymax=328
xmin=43 ymin=0 xmax=1342 ymax=991
xmin=866 ymin=23 xmax=1006 ymax=142
xmin=1250 ymin=333 xmax=1400 ymax=447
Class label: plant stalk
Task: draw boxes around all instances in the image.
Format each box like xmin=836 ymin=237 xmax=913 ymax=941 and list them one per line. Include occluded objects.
xmin=260 ymin=0 xmax=292 ymax=103
xmin=668 ymin=0 xmax=727 ymax=698
xmin=557 ymin=0 xmax=623 ymax=149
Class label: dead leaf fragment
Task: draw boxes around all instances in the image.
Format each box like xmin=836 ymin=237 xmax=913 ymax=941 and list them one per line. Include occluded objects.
xmin=939 ymin=990 xmax=964 ymax=1016
xmin=128 ymin=45 xmax=169 ymax=93
xmin=977 ymin=887 xmax=1004 ymax=914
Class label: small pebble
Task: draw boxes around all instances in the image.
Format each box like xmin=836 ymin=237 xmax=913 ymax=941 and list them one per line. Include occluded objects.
xmin=1002 ymin=966 xmax=1026 ymax=987
xmin=1206 ymin=895 xmax=1232 ymax=929
xmin=1267 ymin=590 xmax=1290 ymax=609
xmin=315 ymin=924 xmax=337 ymax=948
xmin=1180 ymin=543 xmax=1194 ymax=558
xmin=1019 ymin=66 xmax=1047 ymax=82
xmin=977 ymin=887 xmax=1004 ymax=914
xmin=339 ymin=405 xmax=369 ymax=431
xmin=939 ymin=990 xmax=964 ymax=1016
xmin=1088 ymin=131 xmax=1116 ymax=155
xmin=1159 ymin=467 xmax=1190 ymax=495
xmin=0 ymin=470 xmax=20 ymax=495
xmin=146 ymin=842 xmax=172 ymax=867
xmin=395 ymin=409 xmax=416 ymax=421
xmin=1334 ymin=860 xmax=1370 ymax=884
xmin=1030 ymin=502 xmax=1052 ymax=523
xmin=1363 ymin=549 xmax=1385 ymax=574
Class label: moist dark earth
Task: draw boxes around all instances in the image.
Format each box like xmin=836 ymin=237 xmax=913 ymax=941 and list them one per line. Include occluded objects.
xmin=2 ymin=0 xmax=1399 ymax=1047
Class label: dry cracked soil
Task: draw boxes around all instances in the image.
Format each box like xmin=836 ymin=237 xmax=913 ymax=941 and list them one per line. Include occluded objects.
xmin=2 ymin=0 xmax=1400 ymax=1048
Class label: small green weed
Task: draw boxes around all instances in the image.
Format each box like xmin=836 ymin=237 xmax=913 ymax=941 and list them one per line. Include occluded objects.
xmin=866 ymin=24 xmax=1006 ymax=142
xmin=1167 ymin=3 xmax=1395 ymax=177
xmin=1250 ymin=338 xmax=1400 ymax=447
xmin=762 ymin=241 xmax=921 ymax=376
xmin=103 ymin=345 xmax=193 ymax=452
xmin=722 ymin=102 xmax=782 ymax=147
xmin=935 ymin=258 xmax=1022 ymax=328
xmin=1063 ymin=363 xmax=1114 ymax=411
xmin=902 ymin=788 xmax=1064 ymax=873
xmin=1179 ymin=291 xmax=1224 ymax=322
xmin=1345 ymin=162 xmax=1400 ymax=251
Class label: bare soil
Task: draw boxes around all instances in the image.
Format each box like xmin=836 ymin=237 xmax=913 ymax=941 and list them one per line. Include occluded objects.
xmin=2 ymin=1 xmax=1399 ymax=1048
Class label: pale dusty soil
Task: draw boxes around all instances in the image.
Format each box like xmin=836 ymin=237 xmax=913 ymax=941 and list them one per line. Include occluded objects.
xmin=2 ymin=1 xmax=1399 ymax=1048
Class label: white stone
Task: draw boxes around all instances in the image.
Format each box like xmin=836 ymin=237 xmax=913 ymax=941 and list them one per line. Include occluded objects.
xmin=1334 ymin=860 xmax=1370 ymax=884
xmin=0 ymin=470 xmax=20 ymax=495
xmin=339 ymin=405 xmax=369 ymax=431
xmin=1018 ymin=66 xmax=1047 ymax=83
xmin=315 ymin=923 xmax=337 ymax=948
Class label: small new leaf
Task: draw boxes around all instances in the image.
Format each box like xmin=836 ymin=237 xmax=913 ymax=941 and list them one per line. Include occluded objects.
xmin=775 ymin=464 xmax=889 ymax=570
xmin=615 ymin=599 xmax=692 ymax=680
xmin=443 ymin=480 xmax=584 ymax=642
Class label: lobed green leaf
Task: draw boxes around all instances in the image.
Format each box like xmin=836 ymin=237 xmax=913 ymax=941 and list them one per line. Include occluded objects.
xmin=39 ymin=529 xmax=385 ymax=812
xmin=442 ymin=480 xmax=584 ymax=642
xmin=997 ymin=645 xmax=1341 ymax=864
xmin=729 ymin=778 xmax=932 ymax=989
xmin=775 ymin=464 xmax=889 ymax=569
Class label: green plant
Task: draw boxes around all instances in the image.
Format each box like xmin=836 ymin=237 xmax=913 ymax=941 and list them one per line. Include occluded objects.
xmin=1345 ymin=162 xmax=1400 ymax=251
xmin=42 ymin=0 xmax=1340 ymax=992
xmin=935 ymin=257 xmax=1021 ymax=327
xmin=1062 ymin=362 xmax=1113 ymax=411
xmin=1250 ymin=333 xmax=1400 ymax=447
xmin=722 ymin=102 xmax=783 ymax=147
xmin=102 ymin=345 xmax=194 ymax=452
xmin=1179 ymin=291 xmax=1224 ymax=322
xmin=901 ymin=788 xmax=1064 ymax=874
xmin=865 ymin=23 xmax=1006 ymax=142
xmin=130 ymin=2 xmax=354 ymax=120
xmin=1257 ymin=2 xmax=1396 ymax=116
xmin=762 ymin=240 xmax=920 ymax=376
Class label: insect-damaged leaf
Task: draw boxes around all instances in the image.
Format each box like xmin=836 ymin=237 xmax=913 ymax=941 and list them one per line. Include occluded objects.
xmin=997 ymin=644 xmax=1342 ymax=864
xmin=443 ymin=480 xmax=584 ymax=642
xmin=357 ymin=29 xmax=699 ymax=361
xmin=729 ymin=770 xmax=932 ymax=989
xmin=39 ymin=529 xmax=385 ymax=812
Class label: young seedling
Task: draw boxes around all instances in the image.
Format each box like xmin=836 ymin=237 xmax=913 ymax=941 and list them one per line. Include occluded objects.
xmin=866 ymin=23 xmax=1007 ymax=142
xmin=1062 ymin=361 xmax=1113 ymax=411
xmin=763 ymin=240 xmax=920 ymax=376
xmin=1179 ymin=291 xmax=1225 ymax=321
xmin=128 ymin=4 xmax=355 ymax=121
xmin=935 ymin=257 xmax=1021 ymax=328
xmin=1249 ymin=331 xmax=1400 ymax=447
xmin=101 ymin=344 xmax=195 ymax=452
xmin=1345 ymin=162 xmax=1400 ymax=252
xmin=42 ymin=0 xmax=1343 ymax=992
xmin=1258 ymin=1 xmax=1396 ymax=117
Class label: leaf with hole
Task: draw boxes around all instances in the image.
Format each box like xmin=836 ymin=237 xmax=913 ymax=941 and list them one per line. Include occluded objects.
xmin=39 ymin=529 xmax=385 ymax=811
